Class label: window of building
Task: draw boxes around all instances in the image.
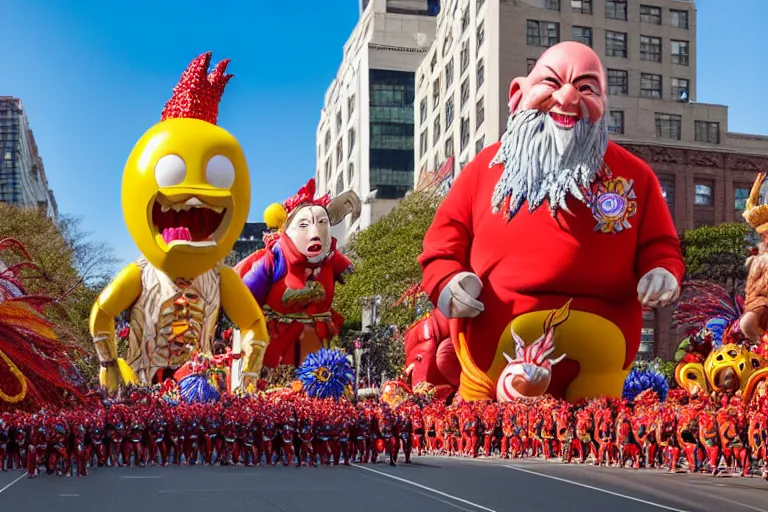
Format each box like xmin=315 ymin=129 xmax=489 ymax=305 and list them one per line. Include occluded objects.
xmin=461 ymin=78 xmax=470 ymax=108
xmin=477 ymin=0 xmax=485 ymax=13
xmin=605 ymin=31 xmax=627 ymax=58
xmin=420 ymin=130 xmax=429 ymax=157
xmin=445 ymin=96 xmax=455 ymax=126
xmin=446 ymin=58 xmax=454 ymax=89
xmin=572 ymin=26 xmax=592 ymax=47
xmin=324 ymin=158 xmax=332 ymax=183
xmin=348 ymin=94 xmax=356 ymax=120
xmin=461 ymin=8 xmax=469 ymax=33
xmin=527 ymin=59 xmax=537 ymax=73
xmin=640 ymin=35 xmax=662 ymax=62
xmin=442 ymin=26 xmax=454 ymax=57
xmin=336 ymin=111 xmax=342 ymax=132
xmin=477 ymin=58 xmax=485 ymax=89
xmin=460 ymin=116 xmax=470 ymax=152
xmin=460 ymin=41 xmax=469 ymax=74
xmin=735 ymin=186 xmax=751 ymax=212
xmin=433 ymin=77 xmax=441 ymax=108
xmin=433 ymin=115 xmax=441 ymax=145
xmin=336 ymin=172 xmax=344 ymax=195
xmin=640 ymin=5 xmax=661 ymax=24
xmin=608 ymin=110 xmax=624 ymax=134
xmin=694 ymin=182 xmax=713 ymax=207
xmin=545 ymin=0 xmax=560 ymax=10
xmin=347 ymin=162 xmax=355 ymax=187
xmin=571 ymin=0 xmax=591 ymax=14
xmin=476 ymin=98 xmax=484 ymax=128
xmin=476 ymin=21 xmax=485 ymax=51
xmin=605 ymin=0 xmax=627 ymax=20
xmin=527 ymin=20 xmax=560 ymax=48
xmin=445 ymin=135 xmax=454 ymax=158
xmin=324 ymin=131 xmax=331 ymax=152
xmin=694 ymin=121 xmax=720 ymax=144
xmin=670 ymin=9 xmax=689 ymax=29
xmin=655 ymin=113 xmax=682 ymax=140
xmin=420 ymin=98 xmax=427 ymax=123
xmin=475 ymin=135 xmax=485 ymax=155
xmin=368 ymin=69 xmax=416 ymax=199
xmin=336 ymin=139 xmax=343 ymax=166
xmin=671 ymin=40 xmax=690 ymax=65
xmin=607 ymin=69 xmax=628 ymax=95
xmin=641 ymin=73 xmax=662 ymax=99
xmin=348 ymin=128 xmax=356 ymax=153
xmin=430 ymin=52 xmax=437 ymax=72
xmin=671 ymin=78 xmax=689 ymax=100
xmin=659 ymin=176 xmax=675 ymax=212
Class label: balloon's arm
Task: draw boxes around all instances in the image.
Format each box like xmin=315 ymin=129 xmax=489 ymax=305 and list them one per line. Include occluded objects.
xmin=89 ymin=263 xmax=143 ymax=389
xmin=220 ymin=266 xmax=269 ymax=377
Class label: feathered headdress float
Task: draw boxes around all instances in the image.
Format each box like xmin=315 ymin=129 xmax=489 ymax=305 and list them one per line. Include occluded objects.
xmin=0 ymin=239 xmax=87 ymax=410
xmin=295 ymin=348 xmax=354 ymax=400
xmin=622 ymin=364 xmax=669 ymax=403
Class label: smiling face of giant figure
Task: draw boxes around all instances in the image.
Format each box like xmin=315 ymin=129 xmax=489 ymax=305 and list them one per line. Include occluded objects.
xmin=491 ymin=41 xmax=610 ymax=218
xmin=284 ymin=204 xmax=332 ymax=263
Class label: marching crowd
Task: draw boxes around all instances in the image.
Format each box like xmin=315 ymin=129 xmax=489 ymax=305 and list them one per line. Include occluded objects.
xmin=1 ymin=386 xmax=767 ymax=479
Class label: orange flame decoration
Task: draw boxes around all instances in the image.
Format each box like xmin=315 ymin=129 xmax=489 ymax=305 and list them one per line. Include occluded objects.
xmin=449 ymin=300 xmax=572 ymax=401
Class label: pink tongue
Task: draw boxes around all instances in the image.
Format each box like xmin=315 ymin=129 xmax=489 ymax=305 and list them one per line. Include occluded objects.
xmin=162 ymin=227 xmax=192 ymax=244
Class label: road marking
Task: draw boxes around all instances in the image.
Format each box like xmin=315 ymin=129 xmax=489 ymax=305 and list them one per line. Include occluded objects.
xmin=503 ymin=464 xmax=688 ymax=512
xmin=697 ymin=490 xmax=768 ymax=512
xmin=0 ymin=474 xmax=25 ymax=495
xmin=352 ymin=464 xmax=496 ymax=512
xmin=120 ymin=475 xmax=161 ymax=479
xmin=59 ymin=494 xmax=80 ymax=497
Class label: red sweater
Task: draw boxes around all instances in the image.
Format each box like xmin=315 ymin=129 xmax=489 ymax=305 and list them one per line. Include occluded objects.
xmin=419 ymin=141 xmax=684 ymax=376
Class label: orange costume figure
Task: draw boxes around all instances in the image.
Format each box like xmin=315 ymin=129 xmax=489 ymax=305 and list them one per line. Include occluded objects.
xmin=417 ymin=41 xmax=684 ymax=402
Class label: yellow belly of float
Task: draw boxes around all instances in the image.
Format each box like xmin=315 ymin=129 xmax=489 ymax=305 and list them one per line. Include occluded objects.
xmin=488 ymin=310 xmax=629 ymax=401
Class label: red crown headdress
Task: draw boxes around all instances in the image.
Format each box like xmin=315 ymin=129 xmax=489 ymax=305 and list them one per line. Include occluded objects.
xmin=161 ymin=52 xmax=234 ymax=125
xmin=284 ymin=178 xmax=332 ymax=214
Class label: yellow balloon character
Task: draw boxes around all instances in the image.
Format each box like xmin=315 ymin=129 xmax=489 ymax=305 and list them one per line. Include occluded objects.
xmin=90 ymin=52 xmax=268 ymax=391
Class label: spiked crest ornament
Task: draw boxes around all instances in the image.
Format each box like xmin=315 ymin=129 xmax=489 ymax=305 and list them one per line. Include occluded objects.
xmin=161 ymin=52 xmax=234 ymax=125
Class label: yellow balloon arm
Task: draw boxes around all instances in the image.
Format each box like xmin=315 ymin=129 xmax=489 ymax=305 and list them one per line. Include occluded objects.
xmin=449 ymin=319 xmax=495 ymax=401
xmin=220 ymin=267 xmax=270 ymax=375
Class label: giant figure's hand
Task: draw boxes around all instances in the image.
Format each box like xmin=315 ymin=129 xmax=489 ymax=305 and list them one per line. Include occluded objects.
xmin=437 ymin=272 xmax=485 ymax=319
xmin=637 ymin=267 xmax=679 ymax=308
xmin=94 ymin=333 xmax=137 ymax=392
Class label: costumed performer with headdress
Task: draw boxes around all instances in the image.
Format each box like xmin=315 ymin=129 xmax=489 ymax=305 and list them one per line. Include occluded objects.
xmin=234 ymin=179 xmax=359 ymax=371
xmin=416 ymin=41 xmax=685 ymax=403
xmin=89 ymin=52 xmax=269 ymax=392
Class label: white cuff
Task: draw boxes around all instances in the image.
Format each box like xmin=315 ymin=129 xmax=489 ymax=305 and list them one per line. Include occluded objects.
xmin=437 ymin=271 xmax=481 ymax=318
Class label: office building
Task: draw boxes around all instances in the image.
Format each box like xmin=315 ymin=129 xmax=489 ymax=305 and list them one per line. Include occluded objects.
xmin=0 ymin=97 xmax=58 ymax=219
xmin=315 ymin=0 xmax=438 ymax=246
xmin=413 ymin=0 xmax=768 ymax=360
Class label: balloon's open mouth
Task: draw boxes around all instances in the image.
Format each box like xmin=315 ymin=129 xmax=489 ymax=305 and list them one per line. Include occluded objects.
xmin=151 ymin=193 xmax=233 ymax=249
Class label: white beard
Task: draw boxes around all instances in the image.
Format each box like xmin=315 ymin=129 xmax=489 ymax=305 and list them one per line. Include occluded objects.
xmin=490 ymin=109 xmax=608 ymax=219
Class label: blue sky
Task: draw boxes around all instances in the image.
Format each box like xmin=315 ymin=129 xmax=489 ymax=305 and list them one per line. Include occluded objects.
xmin=1 ymin=0 xmax=765 ymax=267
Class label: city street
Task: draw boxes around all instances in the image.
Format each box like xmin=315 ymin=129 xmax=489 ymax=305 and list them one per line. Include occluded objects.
xmin=1 ymin=455 xmax=767 ymax=512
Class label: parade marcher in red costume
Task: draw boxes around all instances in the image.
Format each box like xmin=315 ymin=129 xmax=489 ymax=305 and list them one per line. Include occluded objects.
xmin=236 ymin=179 xmax=357 ymax=373
xmin=417 ymin=41 xmax=684 ymax=403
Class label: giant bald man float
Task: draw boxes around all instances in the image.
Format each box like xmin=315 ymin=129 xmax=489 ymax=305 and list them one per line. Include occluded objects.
xmin=417 ymin=42 xmax=685 ymax=402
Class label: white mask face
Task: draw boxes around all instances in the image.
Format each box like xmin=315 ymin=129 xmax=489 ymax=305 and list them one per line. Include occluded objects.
xmin=284 ymin=205 xmax=332 ymax=262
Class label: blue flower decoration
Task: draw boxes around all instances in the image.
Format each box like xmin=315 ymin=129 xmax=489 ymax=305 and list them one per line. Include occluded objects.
xmin=622 ymin=367 xmax=669 ymax=403
xmin=296 ymin=348 xmax=354 ymax=400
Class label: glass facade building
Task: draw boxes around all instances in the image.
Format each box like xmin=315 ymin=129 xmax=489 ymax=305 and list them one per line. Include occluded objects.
xmin=369 ymin=69 xmax=416 ymax=199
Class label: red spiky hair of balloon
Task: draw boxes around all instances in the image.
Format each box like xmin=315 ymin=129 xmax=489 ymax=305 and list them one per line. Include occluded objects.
xmin=161 ymin=52 xmax=234 ymax=125
xmin=284 ymin=178 xmax=332 ymax=215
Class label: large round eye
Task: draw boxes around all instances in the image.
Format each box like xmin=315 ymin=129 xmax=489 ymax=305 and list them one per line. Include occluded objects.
xmin=155 ymin=154 xmax=187 ymax=187
xmin=206 ymin=155 xmax=235 ymax=189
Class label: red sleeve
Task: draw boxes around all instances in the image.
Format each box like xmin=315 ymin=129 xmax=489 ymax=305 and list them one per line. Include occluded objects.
xmin=634 ymin=159 xmax=685 ymax=285
xmin=418 ymin=152 xmax=481 ymax=305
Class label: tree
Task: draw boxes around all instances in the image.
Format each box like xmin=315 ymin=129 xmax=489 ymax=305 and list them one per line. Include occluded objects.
xmin=680 ymin=223 xmax=752 ymax=292
xmin=333 ymin=190 xmax=441 ymax=329
xmin=338 ymin=324 xmax=406 ymax=384
xmin=0 ymin=204 xmax=118 ymax=379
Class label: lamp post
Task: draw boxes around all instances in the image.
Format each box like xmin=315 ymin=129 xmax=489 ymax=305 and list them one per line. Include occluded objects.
xmin=353 ymin=337 xmax=367 ymax=402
